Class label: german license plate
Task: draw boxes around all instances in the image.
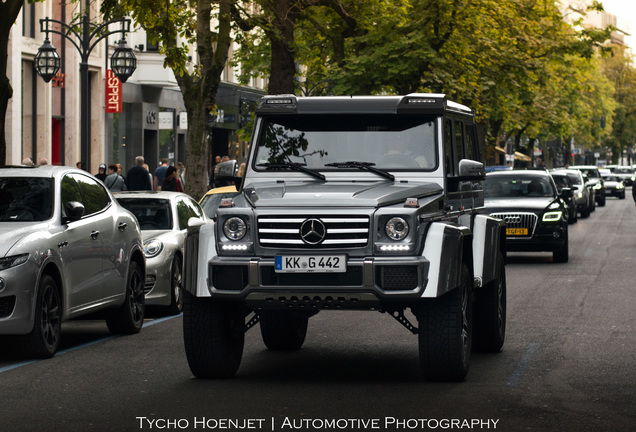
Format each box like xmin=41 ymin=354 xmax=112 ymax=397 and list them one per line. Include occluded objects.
xmin=506 ymin=228 xmax=528 ymax=236
xmin=275 ymin=255 xmax=346 ymax=273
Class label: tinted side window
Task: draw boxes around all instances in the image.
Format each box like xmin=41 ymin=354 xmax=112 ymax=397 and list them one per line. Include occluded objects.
xmin=453 ymin=119 xmax=465 ymax=166
xmin=464 ymin=124 xmax=478 ymax=161
xmin=444 ymin=119 xmax=454 ymax=176
xmin=176 ymin=197 xmax=203 ymax=230
xmin=75 ymin=174 xmax=110 ymax=215
xmin=61 ymin=175 xmax=83 ymax=215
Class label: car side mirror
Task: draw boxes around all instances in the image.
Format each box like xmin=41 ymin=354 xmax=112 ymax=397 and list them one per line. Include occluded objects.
xmin=64 ymin=201 xmax=85 ymax=223
xmin=458 ymin=159 xmax=485 ymax=180
xmin=560 ymin=187 xmax=573 ymax=199
xmin=215 ymin=160 xmax=237 ymax=179
xmin=214 ymin=160 xmax=243 ymax=189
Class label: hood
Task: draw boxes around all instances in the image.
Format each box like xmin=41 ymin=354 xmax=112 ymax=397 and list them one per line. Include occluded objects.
xmin=242 ymin=181 xmax=444 ymax=207
xmin=483 ymin=197 xmax=558 ymax=213
xmin=0 ymin=222 xmax=50 ymax=257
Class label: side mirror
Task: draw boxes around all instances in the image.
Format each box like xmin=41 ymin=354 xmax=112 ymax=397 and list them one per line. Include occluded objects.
xmin=64 ymin=201 xmax=85 ymax=223
xmin=560 ymin=187 xmax=573 ymax=199
xmin=214 ymin=160 xmax=243 ymax=189
xmin=214 ymin=160 xmax=238 ymax=179
xmin=458 ymin=159 xmax=485 ymax=180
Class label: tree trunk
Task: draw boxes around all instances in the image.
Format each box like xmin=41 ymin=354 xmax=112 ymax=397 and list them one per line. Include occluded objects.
xmin=0 ymin=0 xmax=24 ymax=166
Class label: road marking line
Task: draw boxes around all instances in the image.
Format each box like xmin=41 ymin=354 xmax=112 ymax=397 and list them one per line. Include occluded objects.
xmin=0 ymin=314 xmax=182 ymax=373
xmin=506 ymin=342 xmax=540 ymax=387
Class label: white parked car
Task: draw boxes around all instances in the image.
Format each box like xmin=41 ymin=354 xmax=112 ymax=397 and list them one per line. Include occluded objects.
xmin=114 ymin=191 xmax=208 ymax=314
xmin=0 ymin=165 xmax=145 ymax=358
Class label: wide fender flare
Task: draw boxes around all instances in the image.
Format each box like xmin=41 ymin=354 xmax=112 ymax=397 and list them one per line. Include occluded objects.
xmin=184 ymin=220 xmax=217 ymax=297
xmin=421 ymin=222 xmax=472 ymax=298
xmin=472 ymin=214 xmax=506 ymax=287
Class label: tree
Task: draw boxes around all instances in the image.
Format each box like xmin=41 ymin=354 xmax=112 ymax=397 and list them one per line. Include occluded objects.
xmin=601 ymin=44 xmax=636 ymax=164
xmin=102 ymin=0 xmax=233 ymax=199
xmin=0 ymin=0 xmax=31 ymax=165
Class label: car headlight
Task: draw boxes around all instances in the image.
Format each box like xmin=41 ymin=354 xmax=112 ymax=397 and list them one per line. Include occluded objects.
xmin=385 ymin=217 xmax=409 ymax=240
xmin=224 ymin=217 xmax=247 ymax=240
xmin=594 ymin=183 xmax=602 ymax=190
xmin=143 ymin=239 xmax=163 ymax=258
xmin=617 ymin=183 xmax=624 ymax=189
xmin=542 ymin=211 xmax=562 ymax=222
xmin=0 ymin=254 xmax=29 ymax=270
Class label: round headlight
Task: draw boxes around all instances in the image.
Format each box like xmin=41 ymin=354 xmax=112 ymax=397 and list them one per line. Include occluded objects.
xmin=224 ymin=217 xmax=247 ymax=240
xmin=143 ymin=239 xmax=163 ymax=258
xmin=385 ymin=217 xmax=409 ymax=240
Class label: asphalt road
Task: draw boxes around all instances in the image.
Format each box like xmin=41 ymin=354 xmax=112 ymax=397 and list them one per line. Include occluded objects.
xmin=2 ymin=194 xmax=636 ymax=432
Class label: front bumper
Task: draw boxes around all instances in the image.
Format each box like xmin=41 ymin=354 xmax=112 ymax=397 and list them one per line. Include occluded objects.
xmin=0 ymin=262 xmax=38 ymax=335
xmin=505 ymin=225 xmax=567 ymax=253
xmin=143 ymin=253 xmax=174 ymax=306
xmin=207 ymin=255 xmax=431 ymax=309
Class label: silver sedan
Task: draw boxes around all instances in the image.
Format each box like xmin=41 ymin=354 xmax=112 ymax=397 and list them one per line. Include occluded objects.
xmin=114 ymin=191 xmax=208 ymax=314
xmin=0 ymin=165 xmax=146 ymax=358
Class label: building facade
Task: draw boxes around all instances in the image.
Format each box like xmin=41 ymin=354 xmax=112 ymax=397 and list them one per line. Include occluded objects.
xmin=8 ymin=0 xmax=265 ymax=178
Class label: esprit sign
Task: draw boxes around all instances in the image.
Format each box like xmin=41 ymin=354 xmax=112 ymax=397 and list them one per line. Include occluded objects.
xmin=105 ymin=70 xmax=122 ymax=113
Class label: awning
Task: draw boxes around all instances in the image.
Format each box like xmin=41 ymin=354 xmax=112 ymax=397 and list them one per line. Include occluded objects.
xmin=494 ymin=145 xmax=531 ymax=162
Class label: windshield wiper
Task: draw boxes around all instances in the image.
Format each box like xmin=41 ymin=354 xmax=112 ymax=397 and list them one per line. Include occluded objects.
xmin=325 ymin=161 xmax=395 ymax=181
xmin=257 ymin=162 xmax=326 ymax=182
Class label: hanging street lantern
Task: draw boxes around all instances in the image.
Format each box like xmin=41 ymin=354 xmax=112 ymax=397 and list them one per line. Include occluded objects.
xmin=34 ymin=38 xmax=61 ymax=83
xmin=110 ymin=39 xmax=137 ymax=83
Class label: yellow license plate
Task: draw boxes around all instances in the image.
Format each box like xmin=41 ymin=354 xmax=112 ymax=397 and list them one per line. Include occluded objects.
xmin=506 ymin=228 xmax=528 ymax=236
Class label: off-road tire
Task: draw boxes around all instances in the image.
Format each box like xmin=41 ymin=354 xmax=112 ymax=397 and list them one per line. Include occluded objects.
xmin=260 ymin=311 xmax=308 ymax=351
xmin=473 ymin=253 xmax=506 ymax=353
xmin=416 ymin=264 xmax=473 ymax=382
xmin=106 ymin=261 xmax=145 ymax=334
xmin=183 ymin=291 xmax=245 ymax=378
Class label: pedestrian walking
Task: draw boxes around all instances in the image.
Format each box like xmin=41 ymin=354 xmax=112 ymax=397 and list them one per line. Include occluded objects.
xmin=161 ymin=166 xmax=183 ymax=192
xmin=125 ymin=156 xmax=152 ymax=191
xmin=154 ymin=158 xmax=169 ymax=191
xmin=104 ymin=164 xmax=127 ymax=191
xmin=177 ymin=161 xmax=186 ymax=187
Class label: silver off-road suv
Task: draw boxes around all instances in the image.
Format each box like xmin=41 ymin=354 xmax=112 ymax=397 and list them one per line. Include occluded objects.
xmin=184 ymin=94 xmax=507 ymax=381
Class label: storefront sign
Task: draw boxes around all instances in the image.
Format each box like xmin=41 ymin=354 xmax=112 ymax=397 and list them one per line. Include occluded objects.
xmin=159 ymin=111 xmax=173 ymax=129
xmin=105 ymin=70 xmax=122 ymax=113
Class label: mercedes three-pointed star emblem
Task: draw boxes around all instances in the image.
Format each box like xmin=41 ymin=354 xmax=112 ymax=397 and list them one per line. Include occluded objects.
xmin=300 ymin=218 xmax=326 ymax=245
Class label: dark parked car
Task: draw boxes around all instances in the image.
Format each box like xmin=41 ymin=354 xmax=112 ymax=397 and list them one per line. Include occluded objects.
xmin=483 ymin=170 xmax=570 ymax=262
xmin=0 ymin=165 xmax=146 ymax=358
xmin=550 ymin=171 xmax=577 ymax=223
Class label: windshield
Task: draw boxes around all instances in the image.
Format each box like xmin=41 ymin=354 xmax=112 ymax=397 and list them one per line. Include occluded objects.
xmin=0 ymin=177 xmax=54 ymax=221
xmin=485 ymin=175 xmax=556 ymax=198
xmin=577 ymin=168 xmax=600 ymax=179
xmin=117 ymin=198 xmax=173 ymax=230
xmin=254 ymin=114 xmax=438 ymax=171
xmin=565 ymin=173 xmax=582 ymax=185
xmin=551 ymin=175 xmax=569 ymax=191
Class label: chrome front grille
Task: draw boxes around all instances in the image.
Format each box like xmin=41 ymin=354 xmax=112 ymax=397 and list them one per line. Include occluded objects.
xmin=257 ymin=215 xmax=370 ymax=248
xmin=490 ymin=212 xmax=538 ymax=235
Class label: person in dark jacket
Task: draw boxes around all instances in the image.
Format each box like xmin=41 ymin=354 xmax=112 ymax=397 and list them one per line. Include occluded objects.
xmin=161 ymin=165 xmax=183 ymax=192
xmin=95 ymin=164 xmax=107 ymax=182
xmin=125 ymin=156 xmax=152 ymax=191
